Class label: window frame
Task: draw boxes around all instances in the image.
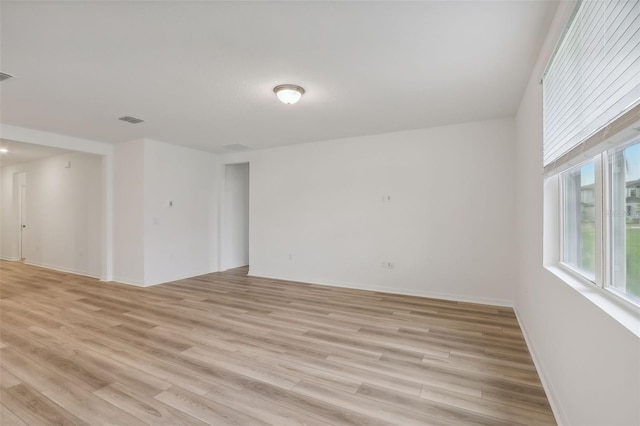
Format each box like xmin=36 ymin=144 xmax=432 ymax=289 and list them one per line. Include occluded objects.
xmin=603 ymin=139 xmax=640 ymax=305
xmin=558 ymin=158 xmax=599 ymax=284
xmin=556 ymin=140 xmax=640 ymax=309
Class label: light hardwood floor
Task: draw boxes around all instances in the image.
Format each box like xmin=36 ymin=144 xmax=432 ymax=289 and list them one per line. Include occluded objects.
xmin=0 ymin=261 xmax=556 ymax=425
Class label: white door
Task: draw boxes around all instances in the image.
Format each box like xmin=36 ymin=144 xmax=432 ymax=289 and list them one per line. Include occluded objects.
xmin=18 ymin=176 xmax=26 ymax=260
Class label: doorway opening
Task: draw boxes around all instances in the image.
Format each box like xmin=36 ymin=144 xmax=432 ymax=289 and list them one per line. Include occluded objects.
xmin=222 ymin=163 xmax=250 ymax=271
xmin=1 ymin=141 xmax=105 ymax=279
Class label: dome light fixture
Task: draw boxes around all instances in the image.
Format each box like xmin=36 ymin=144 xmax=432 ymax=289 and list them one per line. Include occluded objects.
xmin=274 ymin=84 xmax=305 ymax=105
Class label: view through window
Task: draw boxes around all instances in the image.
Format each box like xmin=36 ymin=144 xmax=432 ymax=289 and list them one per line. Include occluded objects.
xmin=609 ymin=141 xmax=640 ymax=301
xmin=562 ymin=161 xmax=596 ymax=280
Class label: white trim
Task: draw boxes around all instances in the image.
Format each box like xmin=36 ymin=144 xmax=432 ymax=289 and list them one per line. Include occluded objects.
xmin=0 ymin=256 xmax=21 ymax=261
xmin=513 ymin=306 xmax=568 ymax=426
xmin=145 ymin=271 xmax=214 ymax=287
xmin=247 ymin=270 xmax=513 ymax=308
xmin=220 ymin=264 xmax=249 ymax=273
xmin=23 ymin=260 xmax=100 ymax=280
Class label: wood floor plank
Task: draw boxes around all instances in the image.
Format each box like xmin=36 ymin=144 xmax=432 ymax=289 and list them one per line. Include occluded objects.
xmin=293 ymin=379 xmax=448 ymax=426
xmin=202 ymin=379 xmax=335 ymax=426
xmin=1 ymin=383 xmax=89 ymax=426
xmin=239 ymin=380 xmax=391 ymax=426
xmin=154 ymin=386 xmax=269 ymax=426
xmin=94 ymin=382 xmax=210 ymax=426
xmin=41 ymin=383 xmax=147 ymax=426
xmin=0 ymin=260 xmax=556 ymax=425
xmin=420 ymin=384 xmax=557 ymax=425
xmin=0 ymin=403 xmax=28 ymax=426
xmin=356 ymin=382 xmax=523 ymax=426
xmin=0 ymin=367 xmax=22 ymax=389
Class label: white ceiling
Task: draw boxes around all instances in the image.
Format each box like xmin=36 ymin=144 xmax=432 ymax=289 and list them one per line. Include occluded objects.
xmin=0 ymin=139 xmax=69 ymax=167
xmin=0 ymin=1 xmax=558 ymax=153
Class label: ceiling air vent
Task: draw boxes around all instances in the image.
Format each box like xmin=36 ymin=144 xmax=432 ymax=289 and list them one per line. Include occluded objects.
xmin=223 ymin=144 xmax=252 ymax=151
xmin=118 ymin=116 xmax=144 ymax=124
xmin=0 ymin=72 xmax=14 ymax=82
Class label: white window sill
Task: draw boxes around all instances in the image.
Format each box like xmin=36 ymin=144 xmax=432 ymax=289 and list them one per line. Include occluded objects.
xmin=545 ymin=264 xmax=640 ymax=338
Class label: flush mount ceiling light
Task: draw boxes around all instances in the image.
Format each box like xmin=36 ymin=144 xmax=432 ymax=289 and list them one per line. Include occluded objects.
xmin=0 ymin=148 xmax=8 ymax=153
xmin=273 ymin=84 xmax=305 ymax=105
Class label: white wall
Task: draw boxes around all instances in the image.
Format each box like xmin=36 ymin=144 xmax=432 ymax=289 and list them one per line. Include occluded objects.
xmin=221 ymin=163 xmax=250 ymax=270
xmin=143 ymin=139 xmax=221 ymax=286
xmin=513 ymin=3 xmax=640 ymax=425
xmin=227 ymin=118 xmax=517 ymax=305
xmin=1 ymin=152 xmax=103 ymax=277
xmin=113 ymin=139 xmax=145 ymax=285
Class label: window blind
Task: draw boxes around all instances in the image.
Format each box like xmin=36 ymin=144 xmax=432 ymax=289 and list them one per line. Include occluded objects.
xmin=543 ymin=0 xmax=640 ymax=170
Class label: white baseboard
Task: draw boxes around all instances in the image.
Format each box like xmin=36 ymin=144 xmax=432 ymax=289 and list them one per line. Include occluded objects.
xmin=221 ymin=263 xmax=249 ymax=272
xmin=112 ymin=268 xmax=220 ymax=288
xmin=23 ymin=260 xmax=100 ymax=280
xmin=111 ymin=276 xmax=147 ymax=287
xmin=513 ymin=306 xmax=567 ymax=426
xmin=247 ymin=270 xmax=513 ymax=308
xmin=144 ymin=269 xmax=220 ymax=287
xmin=0 ymin=256 xmax=21 ymax=261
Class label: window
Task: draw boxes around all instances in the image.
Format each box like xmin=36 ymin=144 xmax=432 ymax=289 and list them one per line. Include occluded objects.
xmin=561 ymin=161 xmax=596 ymax=280
xmin=608 ymin=141 xmax=640 ymax=301
xmin=558 ymin=141 xmax=640 ymax=304
xmin=544 ymin=0 xmax=640 ymax=306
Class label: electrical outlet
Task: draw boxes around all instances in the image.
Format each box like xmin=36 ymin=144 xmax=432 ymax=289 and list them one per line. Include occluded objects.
xmin=381 ymin=261 xmax=395 ymax=269
xmin=382 ymin=195 xmax=392 ymax=203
